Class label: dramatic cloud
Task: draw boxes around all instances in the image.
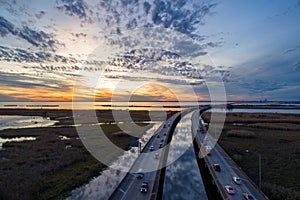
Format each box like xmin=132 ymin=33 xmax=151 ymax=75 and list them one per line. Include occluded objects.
xmin=57 ymin=0 xmax=87 ymax=19
xmin=293 ymin=59 xmax=300 ymax=70
xmin=0 ymin=1 xmax=299 ymax=101
xmin=0 ymin=72 xmax=72 ymax=90
xmin=0 ymin=16 xmax=62 ymax=51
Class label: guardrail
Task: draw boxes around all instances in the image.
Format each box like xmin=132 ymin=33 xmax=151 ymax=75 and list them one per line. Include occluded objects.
xmin=149 ymin=108 xmax=196 ymax=200
xmin=109 ymin=110 xmax=186 ymax=200
xmin=148 ymin=112 xmax=180 ymax=200
xmin=192 ymin=108 xmax=268 ymax=200
xmin=191 ymin=108 xmax=228 ymax=200
xmin=108 ymin=115 xmax=171 ymax=200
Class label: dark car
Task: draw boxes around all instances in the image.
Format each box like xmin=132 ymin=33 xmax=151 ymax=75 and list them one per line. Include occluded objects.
xmin=243 ymin=193 xmax=256 ymax=200
xmin=140 ymin=182 xmax=149 ymax=193
xmin=213 ymin=164 xmax=221 ymax=171
xmin=135 ymin=172 xmax=144 ymax=179
xmin=159 ymin=143 xmax=163 ymax=148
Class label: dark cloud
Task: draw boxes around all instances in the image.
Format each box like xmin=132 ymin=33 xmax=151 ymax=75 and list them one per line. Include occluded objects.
xmin=0 ymin=46 xmax=71 ymax=63
xmin=0 ymin=72 xmax=70 ymax=89
xmin=293 ymin=59 xmax=300 ymax=70
xmin=96 ymin=0 xmax=218 ymax=40
xmin=0 ymin=16 xmax=62 ymax=51
xmin=57 ymin=0 xmax=87 ymax=19
xmin=0 ymin=16 xmax=16 ymax=36
xmin=150 ymin=0 xmax=218 ymax=38
xmin=35 ymin=11 xmax=46 ymax=19
xmin=0 ymin=93 xmax=22 ymax=101
xmin=227 ymin=75 xmax=287 ymax=95
xmin=283 ymin=48 xmax=297 ymax=54
xmin=106 ymin=48 xmax=229 ymax=85
xmin=72 ymin=32 xmax=87 ymax=37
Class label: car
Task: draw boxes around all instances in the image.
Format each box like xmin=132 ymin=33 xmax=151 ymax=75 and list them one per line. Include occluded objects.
xmin=243 ymin=193 xmax=256 ymax=200
xmin=156 ymin=134 xmax=160 ymax=138
xmin=160 ymin=139 xmax=164 ymax=143
xmin=140 ymin=182 xmax=149 ymax=193
xmin=159 ymin=143 xmax=163 ymax=148
xmin=232 ymin=176 xmax=241 ymax=184
xmin=149 ymin=145 xmax=154 ymax=151
xmin=213 ymin=164 xmax=221 ymax=171
xmin=154 ymin=152 xmax=159 ymax=159
xmin=135 ymin=172 xmax=144 ymax=179
xmin=225 ymin=185 xmax=235 ymax=195
xmin=205 ymin=145 xmax=212 ymax=155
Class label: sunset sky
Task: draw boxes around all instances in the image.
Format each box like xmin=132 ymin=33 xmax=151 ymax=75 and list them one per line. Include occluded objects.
xmin=0 ymin=0 xmax=300 ymax=102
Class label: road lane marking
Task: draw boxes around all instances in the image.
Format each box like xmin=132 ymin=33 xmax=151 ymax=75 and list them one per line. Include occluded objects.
xmin=119 ymin=188 xmax=125 ymax=194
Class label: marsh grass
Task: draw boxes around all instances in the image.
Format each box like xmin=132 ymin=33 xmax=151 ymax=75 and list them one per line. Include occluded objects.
xmin=203 ymin=112 xmax=300 ymax=199
xmin=226 ymin=129 xmax=256 ymax=138
xmin=0 ymin=110 xmax=163 ymax=200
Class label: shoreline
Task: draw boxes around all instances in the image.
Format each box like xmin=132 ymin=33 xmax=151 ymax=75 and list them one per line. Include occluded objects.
xmin=1 ymin=108 xmax=299 ymax=199
xmin=0 ymin=109 xmax=165 ymax=200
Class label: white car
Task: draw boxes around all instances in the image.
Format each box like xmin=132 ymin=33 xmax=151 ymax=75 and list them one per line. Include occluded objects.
xmin=232 ymin=176 xmax=242 ymax=184
xmin=205 ymin=145 xmax=212 ymax=155
xmin=225 ymin=185 xmax=235 ymax=195
xmin=149 ymin=145 xmax=154 ymax=151
xmin=154 ymin=153 xmax=159 ymax=159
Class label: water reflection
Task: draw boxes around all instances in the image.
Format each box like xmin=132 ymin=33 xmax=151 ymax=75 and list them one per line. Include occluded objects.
xmin=0 ymin=137 xmax=36 ymax=149
xmin=163 ymin=113 xmax=207 ymax=200
xmin=0 ymin=115 xmax=58 ymax=131
xmin=67 ymin=122 xmax=162 ymax=200
xmin=210 ymin=108 xmax=300 ymax=114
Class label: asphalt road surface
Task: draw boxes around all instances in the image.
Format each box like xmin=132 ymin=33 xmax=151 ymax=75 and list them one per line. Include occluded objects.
xmin=109 ymin=115 xmax=177 ymax=200
xmin=192 ymin=111 xmax=268 ymax=200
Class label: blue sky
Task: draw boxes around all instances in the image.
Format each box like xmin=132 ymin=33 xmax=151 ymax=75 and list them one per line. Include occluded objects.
xmin=0 ymin=0 xmax=299 ymax=102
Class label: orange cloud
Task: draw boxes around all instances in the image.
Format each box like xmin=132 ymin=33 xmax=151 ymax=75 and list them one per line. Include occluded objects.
xmin=0 ymin=84 xmax=73 ymax=101
xmin=0 ymin=81 xmax=207 ymax=102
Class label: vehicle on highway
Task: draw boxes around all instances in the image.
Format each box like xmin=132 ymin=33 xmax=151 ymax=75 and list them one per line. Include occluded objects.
xmin=135 ymin=172 xmax=144 ymax=179
xmin=243 ymin=193 xmax=256 ymax=200
xmin=205 ymin=145 xmax=212 ymax=155
xmin=140 ymin=182 xmax=149 ymax=193
xmin=157 ymin=134 xmax=160 ymax=138
xmin=154 ymin=152 xmax=159 ymax=159
xmin=232 ymin=176 xmax=241 ymax=184
xmin=213 ymin=164 xmax=221 ymax=171
xmin=225 ymin=185 xmax=235 ymax=195
xmin=160 ymin=139 xmax=164 ymax=143
xmin=149 ymin=145 xmax=154 ymax=151
xmin=159 ymin=142 xmax=163 ymax=148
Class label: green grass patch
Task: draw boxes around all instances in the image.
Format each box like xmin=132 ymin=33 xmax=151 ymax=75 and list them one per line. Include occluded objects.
xmin=33 ymin=159 xmax=104 ymax=200
xmin=204 ymin=112 xmax=300 ymax=200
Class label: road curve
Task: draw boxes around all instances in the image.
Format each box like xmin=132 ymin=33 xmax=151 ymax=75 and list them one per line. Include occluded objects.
xmin=109 ymin=112 xmax=181 ymax=200
xmin=192 ymin=110 xmax=269 ymax=200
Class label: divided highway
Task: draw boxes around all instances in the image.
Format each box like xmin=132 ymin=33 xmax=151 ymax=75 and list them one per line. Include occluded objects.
xmin=109 ymin=112 xmax=181 ymax=200
xmin=192 ymin=110 xmax=268 ymax=200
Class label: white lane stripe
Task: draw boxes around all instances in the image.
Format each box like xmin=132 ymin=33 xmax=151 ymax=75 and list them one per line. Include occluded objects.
xmin=120 ymin=178 xmax=136 ymax=200
xmin=119 ymin=188 xmax=125 ymax=194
